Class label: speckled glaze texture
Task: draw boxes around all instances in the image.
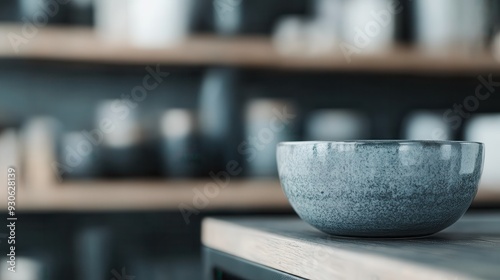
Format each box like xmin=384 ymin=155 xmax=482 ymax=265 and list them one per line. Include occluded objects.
xmin=277 ymin=141 xmax=484 ymax=237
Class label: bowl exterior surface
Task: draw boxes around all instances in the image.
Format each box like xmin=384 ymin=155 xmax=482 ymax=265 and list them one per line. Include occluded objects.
xmin=277 ymin=141 xmax=484 ymax=237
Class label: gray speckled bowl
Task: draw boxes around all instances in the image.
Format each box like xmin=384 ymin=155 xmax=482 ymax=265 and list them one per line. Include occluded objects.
xmin=277 ymin=140 xmax=484 ymax=237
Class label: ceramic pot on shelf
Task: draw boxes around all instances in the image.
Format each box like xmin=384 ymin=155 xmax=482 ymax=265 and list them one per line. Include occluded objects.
xmin=128 ymin=0 xmax=194 ymax=48
xmin=94 ymin=99 xmax=144 ymax=178
xmin=159 ymin=109 xmax=201 ymax=178
xmin=244 ymin=98 xmax=298 ymax=177
xmin=305 ymin=109 xmax=370 ymax=141
xmin=414 ymin=0 xmax=488 ymax=56
xmin=198 ymin=68 xmax=242 ymax=173
xmin=465 ymin=114 xmax=500 ymax=189
xmin=341 ymin=0 xmax=397 ymax=53
xmin=403 ymin=111 xmax=452 ymax=141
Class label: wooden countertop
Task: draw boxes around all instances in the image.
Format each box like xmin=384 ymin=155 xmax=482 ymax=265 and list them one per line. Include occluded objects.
xmin=202 ymin=213 xmax=500 ymax=280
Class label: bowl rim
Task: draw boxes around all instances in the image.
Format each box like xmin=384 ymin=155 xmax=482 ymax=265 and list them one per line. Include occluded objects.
xmin=278 ymin=140 xmax=483 ymax=146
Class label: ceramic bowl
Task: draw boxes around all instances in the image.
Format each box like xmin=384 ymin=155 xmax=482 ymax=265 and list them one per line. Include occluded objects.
xmin=277 ymin=140 xmax=484 ymax=237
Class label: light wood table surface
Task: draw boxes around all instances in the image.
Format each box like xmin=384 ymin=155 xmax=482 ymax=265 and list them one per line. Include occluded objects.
xmin=203 ymin=213 xmax=500 ymax=280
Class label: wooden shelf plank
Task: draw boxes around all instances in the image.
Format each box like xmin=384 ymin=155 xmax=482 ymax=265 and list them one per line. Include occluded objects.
xmin=1 ymin=24 xmax=500 ymax=74
xmin=0 ymin=179 xmax=498 ymax=211
xmin=0 ymin=179 xmax=290 ymax=212
xmin=471 ymin=187 xmax=500 ymax=205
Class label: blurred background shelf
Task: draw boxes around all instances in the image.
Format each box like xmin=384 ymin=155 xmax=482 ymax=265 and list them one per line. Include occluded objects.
xmin=1 ymin=180 xmax=498 ymax=212
xmin=1 ymin=24 xmax=500 ymax=74
xmin=472 ymin=188 xmax=500 ymax=206
xmin=1 ymin=1 xmax=499 ymax=278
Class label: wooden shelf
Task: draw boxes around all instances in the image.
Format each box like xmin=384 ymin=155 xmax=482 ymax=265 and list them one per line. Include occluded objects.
xmin=1 ymin=179 xmax=290 ymax=212
xmin=1 ymin=24 xmax=500 ymax=74
xmin=0 ymin=179 xmax=498 ymax=212
xmin=471 ymin=187 xmax=500 ymax=205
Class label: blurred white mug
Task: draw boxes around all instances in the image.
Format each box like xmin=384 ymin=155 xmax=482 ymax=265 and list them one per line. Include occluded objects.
xmin=245 ymin=99 xmax=298 ymax=177
xmin=306 ymin=109 xmax=369 ymax=141
xmin=465 ymin=114 xmax=500 ymax=189
xmin=414 ymin=0 xmax=488 ymax=56
xmin=128 ymin=0 xmax=194 ymax=48
xmin=403 ymin=111 xmax=452 ymax=141
xmin=341 ymin=0 xmax=397 ymax=53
